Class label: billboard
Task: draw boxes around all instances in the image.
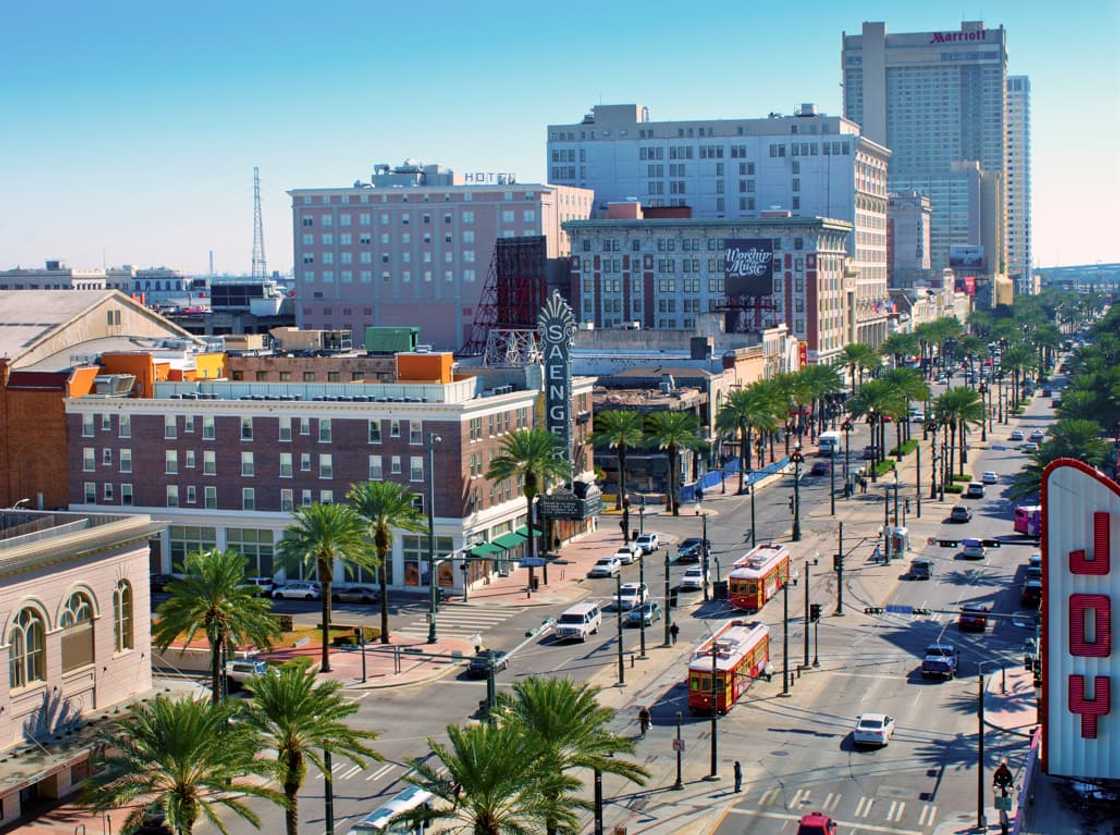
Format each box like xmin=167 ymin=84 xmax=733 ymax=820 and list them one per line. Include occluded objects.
xmin=1041 ymin=459 xmax=1120 ymax=779
xmin=724 ymin=239 xmax=774 ymax=297
xmin=949 ymin=245 xmax=985 ymax=270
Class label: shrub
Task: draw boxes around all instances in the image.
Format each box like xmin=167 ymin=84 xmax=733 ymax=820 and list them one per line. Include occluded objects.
xmin=889 ymin=440 xmax=919 ymax=457
xmin=945 ymin=484 xmax=964 ymax=494
xmin=873 ymin=460 xmax=896 ymax=477
xmin=952 ymin=473 xmax=973 ymax=483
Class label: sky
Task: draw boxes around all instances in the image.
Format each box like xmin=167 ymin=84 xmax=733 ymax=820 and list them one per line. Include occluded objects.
xmin=1 ymin=0 xmax=1117 ymax=275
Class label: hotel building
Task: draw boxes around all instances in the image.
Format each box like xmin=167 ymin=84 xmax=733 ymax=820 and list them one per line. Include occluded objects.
xmin=1006 ymin=76 xmax=1032 ymax=292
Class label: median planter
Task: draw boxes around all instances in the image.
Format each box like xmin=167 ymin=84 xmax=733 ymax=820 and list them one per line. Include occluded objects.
xmin=872 ymin=460 xmax=896 ymax=477
xmin=889 ymin=440 xmax=919 ymax=457
xmin=945 ymin=484 xmax=964 ymax=494
xmin=952 ymin=473 xmax=973 ymax=483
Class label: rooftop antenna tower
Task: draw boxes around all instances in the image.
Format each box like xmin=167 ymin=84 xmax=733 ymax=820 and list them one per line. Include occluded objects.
xmin=251 ymin=166 xmax=267 ymax=279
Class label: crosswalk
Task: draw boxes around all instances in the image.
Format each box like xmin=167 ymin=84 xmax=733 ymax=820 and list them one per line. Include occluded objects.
xmin=393 ymin=604 xmax=525 ymax=641
xmin=745 ymin=785 xmax=938 ymax=831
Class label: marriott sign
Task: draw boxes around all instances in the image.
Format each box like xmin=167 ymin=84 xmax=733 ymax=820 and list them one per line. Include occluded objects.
xmin=929 ymin=27 xmax=988 ymax=43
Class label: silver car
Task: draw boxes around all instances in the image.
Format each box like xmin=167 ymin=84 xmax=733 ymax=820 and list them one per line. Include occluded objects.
xmin=333 ymin=584 xmax=379 ymax=603
xmin=272 ymin=580 xmax=321 ymax=600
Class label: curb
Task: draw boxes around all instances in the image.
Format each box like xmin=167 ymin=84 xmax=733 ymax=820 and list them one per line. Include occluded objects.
xmin=344 ymin=655 xmax=465 ymax=691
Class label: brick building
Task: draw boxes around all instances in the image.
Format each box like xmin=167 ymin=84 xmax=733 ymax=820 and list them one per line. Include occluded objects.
xmin=64 ymin=356 xmax=596 ymax=592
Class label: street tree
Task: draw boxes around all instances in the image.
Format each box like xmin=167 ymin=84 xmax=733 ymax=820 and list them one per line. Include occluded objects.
xmin=486 ymin=428 xmax=570 ymax=560
xmin=644 ymin=411 xmax=703 ymax=515
xmin=592 ymin=409 xmax=646 ymax=511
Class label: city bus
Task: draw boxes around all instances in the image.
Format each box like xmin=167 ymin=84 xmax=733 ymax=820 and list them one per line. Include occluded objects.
xmin=688 ymin=620 xmax=770 ymax=713
xmin=347 ymin=786 xmax=433 ymax=834
xmin=1013 ymin=504 xmax=1042 ymax=538
xmin=727 ymin=544 xmax=791 ymax=612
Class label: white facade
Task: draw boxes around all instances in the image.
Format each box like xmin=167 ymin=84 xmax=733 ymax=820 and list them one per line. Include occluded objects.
xmin=0 ymin=261 xmax=115 ymax=292
xmin=1006 ymin=76 xmax=1032 ymax=293
xmin=546 ymin=104 xmax=891 ymax=347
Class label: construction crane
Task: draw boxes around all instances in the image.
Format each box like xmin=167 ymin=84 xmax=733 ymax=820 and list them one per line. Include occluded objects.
xmin=251 ymin=166 xmax=267 ymax=279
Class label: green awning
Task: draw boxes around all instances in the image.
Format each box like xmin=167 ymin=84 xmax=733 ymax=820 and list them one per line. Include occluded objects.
xmin=469 ymin=542 xmax=504 ymax=557
xmin=492 ymin=532 xmax=528 ymax=550
xmin=515 ymin=526 xmax=544 ymax=538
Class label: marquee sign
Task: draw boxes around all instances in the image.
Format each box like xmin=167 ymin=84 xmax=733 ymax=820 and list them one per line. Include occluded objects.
xmin=1041 ymin=458 xmax=1119 ymax=779
xmin=538 ymin=292 xmax=576 ymax=477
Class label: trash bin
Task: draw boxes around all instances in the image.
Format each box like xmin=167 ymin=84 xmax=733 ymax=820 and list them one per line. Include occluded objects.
xmin=713 ymin=580 xmax=729 ymax=600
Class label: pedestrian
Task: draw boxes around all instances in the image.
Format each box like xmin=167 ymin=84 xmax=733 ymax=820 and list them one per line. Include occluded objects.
xmin=638 ymin=706 xmax=651 ymax=737
xmin=669 ymin=622 xmax=680 ymax=646
xmin=733 ymin=760 xmax=742 ymax=793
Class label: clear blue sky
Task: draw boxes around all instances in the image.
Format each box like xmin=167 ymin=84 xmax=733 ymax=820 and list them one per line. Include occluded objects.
xmin=1 ymin=0 xmax=1116 ymax=274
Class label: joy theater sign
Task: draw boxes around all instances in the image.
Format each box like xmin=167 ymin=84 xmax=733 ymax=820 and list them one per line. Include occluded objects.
xmin=1042 ymin=459 xmax=1119 ymax=779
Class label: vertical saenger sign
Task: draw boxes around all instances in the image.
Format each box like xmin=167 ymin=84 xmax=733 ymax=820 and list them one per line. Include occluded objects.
xmin=538 ymin=292 xmax=576 ymax=478
xmin=1041 ymin=458 xmax=1119 ymax=780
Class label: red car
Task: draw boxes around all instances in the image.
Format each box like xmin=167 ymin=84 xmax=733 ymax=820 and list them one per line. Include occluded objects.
xmin=959 ymin=606 xmax=990 ymax=632
xmin=798 ymin=812 xmax=838 ymax=835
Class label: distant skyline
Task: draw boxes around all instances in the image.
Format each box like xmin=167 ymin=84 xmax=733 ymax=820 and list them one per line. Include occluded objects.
xmin=1 ymin=1 xmax=1117 ymax=274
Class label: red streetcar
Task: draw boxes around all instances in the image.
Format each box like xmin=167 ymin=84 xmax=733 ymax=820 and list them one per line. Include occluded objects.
xmin=687 ymin=620 xmax=770 ymax=714
xmin=728 ymin=544 xmax=791 ymax=611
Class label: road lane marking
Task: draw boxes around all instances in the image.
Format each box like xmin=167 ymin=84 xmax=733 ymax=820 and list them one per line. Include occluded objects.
xmin=315 ymin=761 xmax=345 ymax=779
xmin=758 ymin=786 xmax=781 ymax=805
xmin=854 ymin=796 xmax=875 ymax=818
xmin=727 ymin=807 xmax=921 ymax=835
xmin=918 ymin=804 xmax=937 ymax=827
xmin=366 ymin=763 xmax=395 ymax=782
xmin=886 ymin=800 xmax=906 ymax=822
xmin=791 ymin=787 xmax=811 ymax=807
xmin=823 ymin=792 xmax=841 ymax=811
xmin=339 ymin=764 xmax=362 ymax=780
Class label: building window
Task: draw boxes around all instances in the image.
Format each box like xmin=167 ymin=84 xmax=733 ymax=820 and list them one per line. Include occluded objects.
xmin=226 ymin=528 xmax=275 ymax=578
xmin=103 ymin=482 xmax=114 ymax=502
xmin=318 ymin=419 xmax=332 ymax=443
xmin=60 ymin=591 xmax=95 ymax=674
xmin=301 ymin=489 xmax=313 ymax=507
xmin=241 ymin=452 xmax=254 ymax=477
xmin=409 ymin=422 xmax=422 ymax=445
xmin=280 ymin=488 xmax=294 ymax=513
xmin=368 ymin=420 xmax=381 ymax=443
xmin=319 ymin=490 xmax=334 ymax=504
xmin=300 ymin=452 xmax=311 ymax=472
xmin=280 ymin=452 xmax=292 ymax=478
xmin=367 ymin=454 xmax=384 ymax=480
xmin=8 ymin=608 xmax=45 ymax=688
xmin=242 ymin=488 xmax=255 ymax=511
xmin=391 ymin=456 xmax=401 ymax=475
xmin=164 ymin=415 xmax=177 ymax=439
xmin=169 ymin=525 xmax=217 ymax=570
xmin=204 ymin=486 xmax=217 ymax=509
xmin=121 ymin=483 xmax=133 ymax=506
xmin=165 ymin=450 xmax=178 ymax=475
xmin=166 ymin=485 xmax=179 ymax=507
xmin=112 ymin=581 xmax=133 ymax=652
xmin=203 ymin=450 xmax=216 ymax=475
xmin=82 ymin=414 xmax=94 ymax=438
xmin=84 ymin=481 xmax=96 ymax=503
xmin=101 ymin=413 xmax=111 ymax=432
xmin=184 ymin=415 xmax=195 ymax=433
xmin=319 ymin=454 xmax=333 ymax=479
xmin=241 ymin=417 xmax=253 ymax=441
xmin=410 ymin=456 xmax=424 ymax=482
xmin=202 ymin=416 xmax=215 ymax=440
xmin=390 ymin=419 xmax=400 ymax=438
xmin=300 ymin=417 xmax=311 ymax=436
xmin=279 ymin=417 xmax=292 ymax=442
xmin=186 ymin=485 xmax=197 ymax=504
xmin=83 ymin=448 xmax=96 ymax=472
xmin=185 ymin=449 xmax=195 ymax=469
xmin=119 ymin=414 xmax=131 ymax=438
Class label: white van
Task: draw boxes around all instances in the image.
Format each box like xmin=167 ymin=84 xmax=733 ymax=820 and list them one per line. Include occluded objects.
xmin=818 ymin=431 xmax=841 ymax=457
xmin=555 ymin=602 xmax=602 ymax=642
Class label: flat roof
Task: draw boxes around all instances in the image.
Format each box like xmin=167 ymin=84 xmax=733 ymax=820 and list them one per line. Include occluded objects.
xmin=20 ymin=335 xmax=205 ymax=372
xmin=0 ymin=510 xmax=158 ymax=578
xmin=563 ymin=216 xmax=853 ymax=232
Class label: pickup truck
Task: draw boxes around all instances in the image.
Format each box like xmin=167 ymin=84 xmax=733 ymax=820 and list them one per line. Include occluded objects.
xmin=920 ymin=642 xmax=959 ymax=679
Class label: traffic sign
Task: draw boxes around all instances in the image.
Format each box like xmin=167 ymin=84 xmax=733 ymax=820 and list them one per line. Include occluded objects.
xmin=672 ymin=738 xmax=685 ymax=752
xmin=885 ymin=604 xmax=913 ymax=615
xmin=519 ymin=558 xmax=547 ymax=567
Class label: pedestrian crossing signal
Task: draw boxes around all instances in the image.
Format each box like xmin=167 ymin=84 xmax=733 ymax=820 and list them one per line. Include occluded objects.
xmin=809 ymin=604 xmax=822 ymax=622
xmin=864 ymin=607 xmax=884 ymax=615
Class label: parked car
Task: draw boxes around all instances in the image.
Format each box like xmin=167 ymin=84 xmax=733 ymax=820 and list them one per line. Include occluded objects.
xmin=614 ymin=582 xmax=648 ymax=610
xmin=920 ymin=642 xmax=959 ymax=679
xmin=1024 ymin=564 xmax=1042 ymax=582
xmin=679 ymin=566 xmax=708 ymax=591
xmin=809 ymin=461 xmax=830 ymax=476
xmin=224 ymin=658 xmax=268 ymax=689
xmin=467 ymin=649 xmax=509 ymax=678
xmin=554 ymin=602 xmax=602 ymax=641
xmin=950 ymin=504 xmax=973 ymax=523
xmin=1028 ymin=553 xmax=1041 ymax=570
xmin=272 ymin=581 xmax=321 ymax=600
xmin=635 ymin=533 xmax=660 ymax=554
xmin=909 ymin=558 xmax=934 ymax=580
xmin=861 ymin=445 xmax=879 ymax=460
xmin=853 ymin=713 xmax=895 ymax=747
xmin=1029 ymin=430 xmax=1046 ymax=443
xmin=587 ymin=557 xmax=622 ymax=579
xmin=625 ymin=601 xmax=663 ymax=627
xmin=149 ymin=573 xmax=175 ymax=594
xmin=797 ymin=813 xmax=838 ymax=835
xmin=965 ymin=482 xmax=986 ymax=499
xmin=1021 ymin=579 xmax=1042 ymax=608
xmin=1021 ymin=442 xmax=1039 ymax=453
xmin=959 ymin=606 xmax=990 ymax=632
xmin=1009 ymin=430 xmax=1025 ymax=441
xmin=613 ymin=546 xmax=639 ymax=566
xmin=909 ymin=410 xmax=925 ymax=423
xmin=333 ymin=584 xmax=379 ymax=603
xmin=981 ymin=471 xmax=999 ymax=485
xmin=961 ymin=538 xmax=986 ymax=559
xmin=676 ymin=537 xmax=709 ymax=563
xmin=242 ymin=577 xmax=274 ymax=596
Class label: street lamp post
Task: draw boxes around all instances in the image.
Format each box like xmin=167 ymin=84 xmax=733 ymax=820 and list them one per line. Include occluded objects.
xmin=842 ymin=420 xmax=852 ymax=498
xmin=829 ymin=444 xmax=836 ymax=516
xmin=915 ymin=437 xmax=922 ymax=519
xmin=639 ymin=495 xmax=646 ymax=535
xmin=748 ymin=482 xmax=756 ymax=548
xmin=791 ymin=445 xmax=804 ymax=542
xmin=976 ymin=661 xmax=997 ymax=833
xmin=638 ymin=550 xmax=648 ymax=659
xmin=616 ymin=573 xmax=625 ymax=686
xmin=867 ymin=412 xmax=879 ymax=482
xmin=697 ymin=508 xmax=711 ymax=602
xmin=426 ymin=432 xmax=442 ymax=644
xmin=323 ymin=748 xmax=335 ymax=834
xmin=782 ymin=576 xmax=790 ymax=696
xmin=705 ymin=640 xmax=720 ymax=781
xmin=978 ymin=383 xmax=988 ymax=442
xmin=663 ymin=547 xmax=672 ymax=647
xmin=803 ymin=560 xmax=811 ymax=668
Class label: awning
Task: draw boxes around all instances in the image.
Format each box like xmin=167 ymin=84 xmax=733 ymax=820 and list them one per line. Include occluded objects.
xmin=515 ymin=526 xmax=544 ymax=538
xmin=469 ymin=542 xmax=504 ymax=558
xmin=492 ymin=532 xmax=528 ymax=550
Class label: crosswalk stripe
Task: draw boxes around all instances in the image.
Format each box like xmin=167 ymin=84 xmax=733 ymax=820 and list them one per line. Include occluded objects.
xmin=886 ymin=800 xmax=906 ymax=822
xmin=315 ymin=761 xmax=345 ymax=780
xmin=854 ymin=796 xmax=874 ymax=818
xmin=823 ymin=792 xmax=840 ymax=812
xmin=918 ymin=804 xmax=937 ymax=827
xmin=366 ymin=763 xmax=395 ymax=782
xmin=758 ymin=787 xmax=780 ymax=806
xmin=791 ymin=788 xmax=811 ymax=807
xmin=339 ymin=764 xmax=362 ymax=780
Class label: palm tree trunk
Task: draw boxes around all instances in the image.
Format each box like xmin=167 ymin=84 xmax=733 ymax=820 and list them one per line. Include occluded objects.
xmin=378 ymin=551 xmax=390 ymax=644
xmin=617 ymin=446 xmax=628 ymax=511
xmin=895 ymin=420 xmax=903 ymax=461
xmin=669 ymin=446 xmax=679 ymax=516
xmin=525 ymin=492 xmax=536 ymax=558
xmin=948 ymin=423 xmax=957 ymax=479
xmin=737 ymin=422 xmax=746 ymax=493
xmin=959 ymin=422 xmax=968 ymax=469
xmin=320 ymin=557 xmax=333 ymax=673
xmin=284 ymin=773 xmax=301 ymax=835
xmin=209 ymin=635 xmax=222 ymax=705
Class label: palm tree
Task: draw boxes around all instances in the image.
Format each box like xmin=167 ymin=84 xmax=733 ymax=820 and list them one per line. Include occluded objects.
xmin=879 ymin=368 xmax=930 ymax=448
xmin=879 ymin=332 xmax=919 ymax=369
xmin=592 ymin=410 xmax=646 ymax=511
xmin=407 ymin=721 xmax=581 ymax=834
xmin=716 ymin=385 xmax=778 ymax=492
xmin=495 ymin=677 xmax=649 ymax=835
xmin=486 ymin=428 xmax=570 ymax=561
xmin=840 ymin=343 xmax=879 ymax=391
xmin=644 ymin=411 xmax=702 ymax=515
xmin=83 ymin=695 xmax=279 ymax=835
xmin=244 ymin=661 xmax=381 ymax=835
xmin=1009 ymin=419 xmax=1112 ymax=500
xmin=848 ymin=379 xmax=902 ymax=472
xmin=936 ymin=387 xmax=985 ymax=474
xmin=277 ymin=502 xmax=370 ymax=673
xmin=799 ymin=363 xmax=844 ymax=439
xmin=348 ymin=480 xmax=428 ymax=644
xmin=1001 ymin=344 xmax=1036 ymax=408
xmin=152 ymin=549 xmax=280 ymax=704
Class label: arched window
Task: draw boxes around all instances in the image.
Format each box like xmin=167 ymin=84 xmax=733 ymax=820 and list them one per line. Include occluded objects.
xmin=9 ymin=608 xmax=45 ymax=688
xmin=60 ymin=591 xmax=95 ymax=673
xmin=112 ymin=581 xmax=133 ymax=652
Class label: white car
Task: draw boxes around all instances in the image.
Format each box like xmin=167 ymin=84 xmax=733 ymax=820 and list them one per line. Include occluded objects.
xmin=587 ymin=557 xmax=622 ymax=579
xmin=613 ymin=548 xmax=638 ymax=566
xmin=909 ymin=410 xmax=925 ymax=423
xmin=1009 ymin=430 xmax=1024 ymax=441
xmin=224 ymin=658 xmax=268 ymax=689
xmin=615 ymin=582 xmax=649 ymax=610
xmin=1021 ymin=442 xmax=1039 ymax=453
xmin=1029 ymin=430 xmax=1046 ymax=443
xmin=635 ymin=533 xmax=659 ymax=554
xmin=272 ymin=581 xmax=321 ymax=600
xmin=981 ymin=471 xmax=999 ymax=485
xmin=679 ymin=566 xmax=708 ymax=591
xmin=853 ymin=713 xmax=895 ymax=747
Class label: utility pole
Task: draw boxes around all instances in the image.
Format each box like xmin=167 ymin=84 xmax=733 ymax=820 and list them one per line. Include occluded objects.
xmin=673 ymin=711 xmax=684 ymax=790
xmin=803 ymin=561 xmax=811 ymax=668
xmin=834 ymin=521 xmax=844 ymax=616
xmin=916 ymin=439 xmax=922 ymax=519
xmin=594 ymin=768 xmax=604 ymax=835
xmin=829 ymin=446 xmax=836 ymax=516
xmin=706 ymin=641 xmax=719 ymax=780
xmin=638 ymin=551 xmax=648 ymax=659
xmin=749 ymin=482 xmax=757 ymax=547
xmin=791 ymin=446 xmax=804 ymax=541
xmin=323 ymin=748 xmax=335 ymax=834
xmin=663 ymin=547 xmax=672 ymax=647
xmin=616 ymin=573 xmax=625 ymax=686
xmin=782 ymin=578 xmax=790 ymax=695
xmin=700 ymin=511 xmax=710 ymax=602
xmin=426 ymin=432 xmax=442 ymax=643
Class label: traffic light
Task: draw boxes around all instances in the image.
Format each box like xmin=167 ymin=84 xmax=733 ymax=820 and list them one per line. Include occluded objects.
xmin=809 ymin=603 xmax=822 ymax=622
xmin=833 ymin=553 xmax=842 ymax=572
xmin=788 ymin=496 xmax=795 ymax=514
xmin=864 ymin=606 xmax=884 ymax=615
